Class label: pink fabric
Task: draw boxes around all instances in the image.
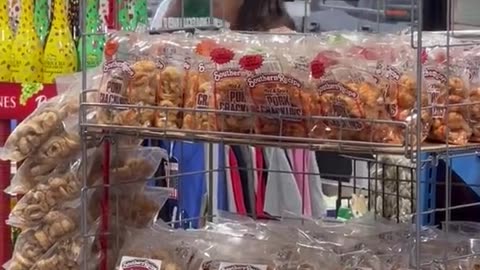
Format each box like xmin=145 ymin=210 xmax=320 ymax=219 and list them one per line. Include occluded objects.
xmin=229 ymin=148 xmax=246 ymax=215
xmin=290 ymin=149 xmax=312 ymax=216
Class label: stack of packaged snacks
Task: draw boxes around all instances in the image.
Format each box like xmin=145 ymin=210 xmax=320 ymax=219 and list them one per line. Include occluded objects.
xmin=245 ymin=36 xmax=315 ymax=137
xmin=423 ymin=47 xmax=472 ymax=145
xmin=464 ymin=46 xmax=480 ymax=142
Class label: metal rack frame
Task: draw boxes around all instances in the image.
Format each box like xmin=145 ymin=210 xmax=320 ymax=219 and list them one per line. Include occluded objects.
xmin=77 ymin=0 xmax=480 ymax=269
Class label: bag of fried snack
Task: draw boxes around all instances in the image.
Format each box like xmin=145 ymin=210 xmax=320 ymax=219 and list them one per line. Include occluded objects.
xmin=0 ymin=90 xmax=79 ymax=162
xmin=96 ymin=146 xmax=167 ymax=184
xmin=309 ymin=51 xmax=394 ymax=143
xmin=97 ymin=31 xmax=157 ymax=127
xmin=356 ymin=36 xmax=431 ymax=145
xmin=152 ymin=33 xmax=190 ymax=130
xmin=423 ymin=47 xmax=472 ymax=145
xmin=116 ymin=225 xmax=201 ymax=270
xmin=464 ymin=47 xmax=480 ymax=142
xmin=5 ymin=118 xmax=80 ymax=195
xmin=183 ymin=35 xmax=220 ymax=131
xmin=245 ymin=39 xmax=314 ymax=137
xmin=29 ymin=223 xmax=99 ymax=270
xmin=7 ymin=166 xmax=82 ymax=228
xmin=4 ymin=206 xmax=81 ymax=270
xmin=191 ymin=229 xmax=338 ymax=270
xmin=89 ymin=184 xmax=170 ymax=229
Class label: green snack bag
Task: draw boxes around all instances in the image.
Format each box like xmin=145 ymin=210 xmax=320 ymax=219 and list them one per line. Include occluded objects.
xmin=118 ymin=0 xmax=133 ymax=31
xmin=34 ymin=0 xmax=50 ymax=45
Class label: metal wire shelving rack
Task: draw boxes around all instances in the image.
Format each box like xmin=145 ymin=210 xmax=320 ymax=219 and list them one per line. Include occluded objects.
xmin=76 ymin=0 xmax=480 ymax=269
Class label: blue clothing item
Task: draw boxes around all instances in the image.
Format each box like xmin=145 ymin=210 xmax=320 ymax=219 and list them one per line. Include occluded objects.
xmin=215 ymin=143 xmax=228 ymax=212
xmin=172 ymin=141 xmax=206 ymax=228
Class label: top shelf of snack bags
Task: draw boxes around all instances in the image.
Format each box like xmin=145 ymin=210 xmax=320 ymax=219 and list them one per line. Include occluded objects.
xmin=81 ymin=30 xmax=480 ymax=156
xmin=0 ymin=0 xmax=148 ymax=120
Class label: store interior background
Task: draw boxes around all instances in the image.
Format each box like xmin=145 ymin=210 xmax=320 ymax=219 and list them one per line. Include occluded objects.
xmin=6 ymin=0 xmax=480 ymax=227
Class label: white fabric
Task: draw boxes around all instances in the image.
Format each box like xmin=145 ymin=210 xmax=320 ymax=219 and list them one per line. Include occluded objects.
xmin=308 ymin=151 xmax=328 ymax=218
xmin=263 ymin=147 xmax=302 ymax=217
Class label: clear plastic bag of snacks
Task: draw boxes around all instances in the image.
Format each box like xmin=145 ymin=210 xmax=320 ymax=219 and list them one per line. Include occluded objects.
xmin=5 ymin=119 xmax=80 ymax=195
xmin=203 ymin=35 xmax=254 ymax=133
xmin=356 ymin=35 xmax=432 ymax=145
xmin=192 ymin=230 xmax=338 ymax=270
xmin=183 ymin=34 xmax=220 ymax=131
xmin=245 ymin=38 xmax=315 ymax=137
xmin=310 ymin=54 xmax=395 ymax=143
xmin=4 ymin=205 xmax=81 ymax=270
xmin=464 ymin=46 xmax=480 ymax=142
xmin=116 ymin=226 xmax=201 ymax=270
xmin=97 ymin=32 xmax=157 ymax=127
xmin=0 ymin=89 xmax=79 ymax=162
xmin=423 ymin=47 xmax=472 ymax=145
xmin=153 ymin=33 xmax=190 ymax=130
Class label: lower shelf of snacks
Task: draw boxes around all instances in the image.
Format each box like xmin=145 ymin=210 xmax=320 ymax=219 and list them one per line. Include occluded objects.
xmin=83 ymin=123 xmax=480 ymax=156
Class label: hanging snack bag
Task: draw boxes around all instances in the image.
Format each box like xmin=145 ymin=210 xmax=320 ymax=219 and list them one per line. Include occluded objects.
xmin=359 ymin=37 xmax=431 ymax=145
xmin=465 ymin=47 xmax=480 ymax=142
xmin=97 ymin=32 xmax=157 ymax=127
xmin=310 ymin=51 xmax=394 ymax=143
xmin=423 ymin=47 xmax=472 ymax=145
xmin=153 ymin=33 xmax=188 ymax=130
xmin=183 ymin=36 xmax=219 ymax=131
xmin=5 ymin=206 xmax=80 ymax=270
xmin=0 ymin=89 xmax=79 ymax=162
xmin=206 ymin=38 xmax=254 ymax=134
xmin=5 ymin=120 xmax=80 ymax=195
xmin=245 ymin=40 xmax=313 ymax=137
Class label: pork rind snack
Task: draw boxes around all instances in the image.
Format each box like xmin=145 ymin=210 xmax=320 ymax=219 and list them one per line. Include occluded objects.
xmin=205 ymin=42 xmax=254 ymax=133
xmin=464 ymin=47 xmax=480 ymax=142
xmin=358 ymin=38 xmax=431 ymax=145
xmin=0 ymin=91 xmax=79 ymax=162
xmin=5 ymin=207 xmax=80 ymax=270
xmin=97 ymin=32 xmax=157 ymax=127
xmin=153 ymin=35 xmax=188 ymax=130
xmin=423 ymin=48 xmax=472 ymax=145
xmin=5 ymin=122 xmax=81 ymax=195
xmin=8 ymin=169 xmax=81 ymax=227
xmin=183 ymin=37 xmax=218 ymax=131
xmin=29 ymin=230 xmax=96 ymax=270
xmin=311 ymin=61 xmax=394 ymax=143
xmin=89 ymin=185 xmax=170 ymax=229
xmin=246 ymin=47 xmax=313 ymax=137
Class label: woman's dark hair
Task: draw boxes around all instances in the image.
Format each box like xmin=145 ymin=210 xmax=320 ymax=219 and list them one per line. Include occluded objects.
xmin=232 ymin=0 xmax=296 ymax=31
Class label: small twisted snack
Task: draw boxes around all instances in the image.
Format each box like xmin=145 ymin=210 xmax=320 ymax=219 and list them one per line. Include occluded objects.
xmin=10 ymin=172 xmax=80 ymax=226
xmin=7 ymin=209 xmax=78 ymax=270
xmin=155 ymin=66 xmax=184 ymax=130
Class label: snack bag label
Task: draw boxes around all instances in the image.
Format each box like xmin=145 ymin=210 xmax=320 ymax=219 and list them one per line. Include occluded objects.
xmin=103 ymin=60 xmax=135 ymax=77
xmin=254 ymin=86 xmax=303 ymax=120
xmin=375 ymin=63 xmax=401 ymax=117
xmin=317 ymin=80 xmax=364 ymax=130
xmin=218 ymin=89 xmax=248 ymax=112
xmin=99 ymin=76 xmax=128 ymax=106
xmin=196 ymin=92 xmax=209 ymax=108
xmin=423 ymin=67 xmax=447 ymax=118
xmin=218 ymin=262 xmax=268 ymax=270
xmin=120 ymin=256 xmax=162 ymax=270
